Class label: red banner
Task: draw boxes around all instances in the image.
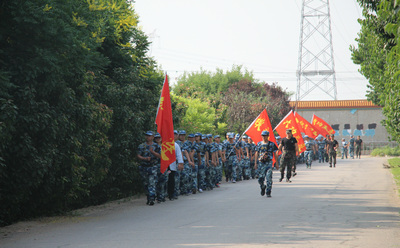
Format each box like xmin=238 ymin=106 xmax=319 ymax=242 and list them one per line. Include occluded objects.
xmin=244 ymin=109 xmax=278 ymax=166
xmin=311 ymin=114 xmax=335 ymax=137
xmin=155 ymin=75 xmax=176 ymax=173
xmin=294 ymin=112 xmax=319 ymax=139
xmin=245 ymin=109 xmax=276 ymax=145
xmin=274 ymin=110 xmax=306 ymax=153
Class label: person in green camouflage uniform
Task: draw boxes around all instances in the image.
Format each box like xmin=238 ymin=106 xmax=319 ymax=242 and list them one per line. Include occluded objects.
xmin=326 ymin=134 xmax=338 ymax=168
xmin=278 ymin=129 xmax=299 ymax=183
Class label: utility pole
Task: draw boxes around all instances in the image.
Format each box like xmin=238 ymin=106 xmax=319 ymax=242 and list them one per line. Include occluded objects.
xmin=296 ymin=0 xmax=337 ymax=102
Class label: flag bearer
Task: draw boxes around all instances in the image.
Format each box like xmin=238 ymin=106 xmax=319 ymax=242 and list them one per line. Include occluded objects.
xmin=254 ymin=131 xmax=278 ymax=197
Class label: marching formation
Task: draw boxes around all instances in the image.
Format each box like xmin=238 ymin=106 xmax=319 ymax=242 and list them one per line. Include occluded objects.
xmin=136 ymin=127 xmax=363 ymax=205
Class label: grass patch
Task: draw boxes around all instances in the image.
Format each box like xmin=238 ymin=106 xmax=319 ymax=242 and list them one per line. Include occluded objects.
xmin=388 ymin=158 xmax=400 ymax=196
xmin=371 ymin=146 xmax=400 ymax=157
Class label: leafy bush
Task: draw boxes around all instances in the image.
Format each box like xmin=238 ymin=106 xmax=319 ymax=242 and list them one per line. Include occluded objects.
xmin=370 ymin=146 xmax=400 ymax=157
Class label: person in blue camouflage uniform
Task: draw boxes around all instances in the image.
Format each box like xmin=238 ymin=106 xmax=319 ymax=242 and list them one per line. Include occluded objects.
xmin=209 ymin=134 xmax=219 ymax=188
xmin=205 ymin=134 xmax=216 ymax=190
xmin=191 ymin=133 xmax=201 ymax=194
xmin=349 ymin=135 xmax=355 ymax=159
xmin=316 ymin=135 xmax=326 ymax=163
xmin=137 ymin=131 xmax=160 ymax=206
xmin=249 ymin=138 xmax=257 ymax=179
xmin=203 ymin=135 xmax=211 ymax=189
xmin=255 ymin=131 xmax=278 ymax=197
xmin=275 ymin=136 xmax=282 ymax=170
xmin=197 ymin=135 xmax=208 ymax=192
xmin=241 ymin=135 xmax=251 ymax=180
xmin=214 ymin=135 xmax=223 ymax=186
xmin=222 ymin=132 xmax=230 ymax=182
xmin=235 ymin=133 xmax=243 ymax=181
xmin=304 ymin=135 xmax=316 ymax=169
xmin=224 ymin=133 xmax=240 ymax=183
xmin=154 ymin=133 xmax=168 ymax=203
xmin=181 ymin=134 xmax=195 ymax=195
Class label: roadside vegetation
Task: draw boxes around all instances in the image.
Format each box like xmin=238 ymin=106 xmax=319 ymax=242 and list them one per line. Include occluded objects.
xmin=370 ymin=146 xmax=400 ymax=157
xmin=352 ymin=1 xmax=400 ymax=144
xmin=371 ymin=146 xmax=400 ymax=196
xmin=388 ymin=158 xmax=400 ymax=196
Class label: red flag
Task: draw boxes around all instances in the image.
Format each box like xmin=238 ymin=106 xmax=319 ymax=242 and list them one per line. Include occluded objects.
xmin=244 ymin=109 xmax=278 ymax=166
xmin=294 ymin=112 xmax=319 ymax=139
xmin=311 ymin=114 xmax=335 ymax=137
xmin=274 ymin=110 xmax=306 ymax=153
xmin=245 ymin=109 xmax=276 ymax=145
xmin=155 ymin=75 xmax=176 ymax=173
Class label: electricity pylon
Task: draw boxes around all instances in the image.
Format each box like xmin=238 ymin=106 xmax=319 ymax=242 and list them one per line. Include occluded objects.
xmin=296 ymin=0 xmax=337 ymax=101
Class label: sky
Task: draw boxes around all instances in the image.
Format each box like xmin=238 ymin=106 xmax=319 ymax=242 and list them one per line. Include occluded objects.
xmin=134 ymin=0 xmax=368 ymax=101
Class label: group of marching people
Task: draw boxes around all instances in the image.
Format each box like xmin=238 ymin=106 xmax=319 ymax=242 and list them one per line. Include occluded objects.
xmin=302 ymin=134 xmax=364 ymax=169
xmin=137 ymin=130 xmax=225 ymax=206
xmin=137 ymin=129 xmax=284 ymax=205
xmin=137 ymin=128 xmax=364 ymax=205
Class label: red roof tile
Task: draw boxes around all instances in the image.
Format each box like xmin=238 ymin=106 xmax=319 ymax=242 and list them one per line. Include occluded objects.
xmin=289 ymin=100 xmax=381 ymax=110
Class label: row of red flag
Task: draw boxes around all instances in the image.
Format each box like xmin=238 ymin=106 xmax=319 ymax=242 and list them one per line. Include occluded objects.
xmin=245 ymin=109 xmax=335 ymax=155
xmin=155 ymin=75 xmax=336 ymax=173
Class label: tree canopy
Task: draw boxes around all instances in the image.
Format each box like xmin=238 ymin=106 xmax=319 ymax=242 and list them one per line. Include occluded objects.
xmin=172 ymin=66 xmax=291 ymax=135
xmin=351 ymin=0 xmax=400 ymax=142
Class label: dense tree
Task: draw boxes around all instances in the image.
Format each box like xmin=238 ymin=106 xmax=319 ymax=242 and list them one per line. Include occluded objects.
xmin=172 ymin=95 xmax=227 ymax=135
xmin=173 ymin=67 xmax=291 ymax=135
xmin=351 ymin=0 xmax=400 ymax=142
xmin=0 ymin=0 xmax=162 ymax=225
xmin=222 ymin=80 xmax=291 ymax=132
xmin=173 ymin=65 xmax=256 ymax=100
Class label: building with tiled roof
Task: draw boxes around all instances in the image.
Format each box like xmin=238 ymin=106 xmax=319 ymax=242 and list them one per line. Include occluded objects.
xmin=290 ymin=100 xmax=393 ymax=153
xmin=289 ymin=100 xmax=381 ymax=110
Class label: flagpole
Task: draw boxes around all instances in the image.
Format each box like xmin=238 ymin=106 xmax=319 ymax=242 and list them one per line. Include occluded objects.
xmin=226 ymin=109 xmax=265 ymax=160
xmin=155 ymin=74 xmax=167 ymax=124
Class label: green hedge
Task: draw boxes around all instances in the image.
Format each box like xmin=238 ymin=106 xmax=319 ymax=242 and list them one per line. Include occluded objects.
xmin=370 ymin=146 xmax=400 ymax=157
xmin=0 ymin=0 xmax=162 ymax=226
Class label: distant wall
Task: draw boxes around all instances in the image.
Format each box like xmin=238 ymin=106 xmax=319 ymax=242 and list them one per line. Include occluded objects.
xmin=296 ymin=107 xmax=395 ymax=153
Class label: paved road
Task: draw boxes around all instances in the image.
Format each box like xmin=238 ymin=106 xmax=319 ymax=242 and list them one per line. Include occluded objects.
xmin=1 ymin=156 xmax=400 ymax=248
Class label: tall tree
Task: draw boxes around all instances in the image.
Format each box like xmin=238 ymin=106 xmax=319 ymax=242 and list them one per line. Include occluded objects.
xmin=172 ymin=65 xmax=257 ymax=133
xmin=351 ymin=0 xmax=400 ymax=142
xmin=222 ymin=80 xmax=291 ymax=132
